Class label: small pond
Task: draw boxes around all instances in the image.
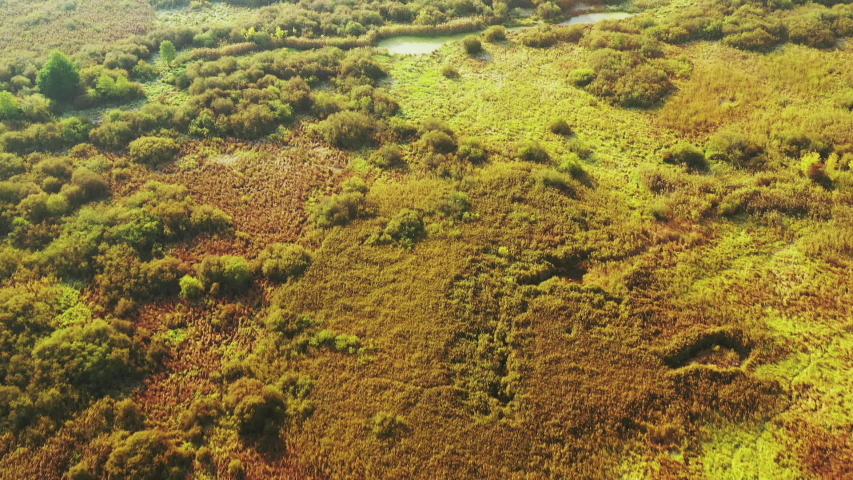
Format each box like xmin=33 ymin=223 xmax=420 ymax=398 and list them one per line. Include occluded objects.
xmin=378 ymin=12 xmax=634 ymax=55
xmin=559 ymin=12 xmax=635 ymax=25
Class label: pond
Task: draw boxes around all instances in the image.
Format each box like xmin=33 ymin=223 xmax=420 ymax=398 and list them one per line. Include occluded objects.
xmin=377 ymin=12 xmax=634 ymax=55
xmin=559 ymin=12 xmax=635 ymax=25
xmin=377 ymin=26 xmax=530 ymax=55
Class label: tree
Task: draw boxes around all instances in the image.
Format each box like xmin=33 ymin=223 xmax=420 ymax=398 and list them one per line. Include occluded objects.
xmin=0 ymin=92 xmax=20 ymax=121
xmin=36 ymin=51 xmax=80 ymax=103
xmin=159 ymin=41 xmax=177 ymax=66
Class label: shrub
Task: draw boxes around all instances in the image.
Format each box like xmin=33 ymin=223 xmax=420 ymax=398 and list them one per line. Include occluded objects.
xmin=381 ymin=208 xmax=425 ymax=248
xmin=342 ymin=176 xmax=368 ymax=194
xmin=128 ymin=136 xmax=180 ymax=166
xmin=462 ymin=36 xmax=482 ymax=55
xmin=568 ymin=68 xmax=596 ymax=87
xmin=370 ymin=411 xmax=406 ymax=438
xmin=517 ymin=141 xmax=550 ymax=162
xmin=0 ymin=92 xmax=20 ymax=121
xmin=179 ymin=275 xmax=205 ymax=299
xmin=370 ymin=144 xmax=404 ymax=169
xmin=227 ymin=459 xmax=246 ymax=479
xmin=520 ymin=27 xmax=558 ymax=48
xmin=662 ymin=142 xmax=707 ymax=171
xmin=195 ymin=255 xmax=252 ymax=293
xmin=314 ymin=111 xmax=376 ymax=149
xmin=421 ymin=130 xmax=456 ymax=154
xmin=457 ymin=138 xmax=487 ymax=163
xmin=534 ymin=168 xmax=575 ymax=195
xmin=0 ymin=153 xmax=25 ymax=180
xmin=441 ymin=64 xmax=459 ymax=79
xmin=483 ymin=25 xmax=506 ymax=43
xmin=549 ymin=118 xmax=573 ymax=136
xmin=256 ymin=243 xmax=312 ymax=282
xmin=226 ymin=378 xmax=287 ymax=437
xmin=440 ymin=191 xmax=471 ymax=219
xmin=104 ymin=430 xmax=192 ymax=480
xmin=189 ymin=205 xmax=232 ymax=233
xmin=311 ymin=192 xmax=364 ymax=228
xmin=70 ymin=168 xmax=110 ymax=202
xmin=557 ymin=153 xmax=585 ymax=178
xmin=705 ymin=131 xmax=764 ymax=169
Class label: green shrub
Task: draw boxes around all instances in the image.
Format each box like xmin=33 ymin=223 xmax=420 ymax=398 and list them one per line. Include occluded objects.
xmin=179 ymin=275 xmax=205 ymax=299
xmin=128 ymin=136 xmax=180 ymax=166
xmin=314 ymin=111 xmax=376 ymax=149
xmin=0 ymin=153 xmax=25 ymax=180
xmin=462 ymin=35 xmax=482 ymax=55
xmin=517 ymin=141 xmax=550 ymax=162
xmin=227 ymin=459 xmax=245 ymax=479
xmin=549 ymin=118 xmax=573 ymax=135
xmin=370 ymin=144 xmax=404 ymax=169
xmin=457 ymin=138 xmax=487 ymax=163
xmin=226 ymin=378 xmax=287 ymax=437
xmin=382 ymin=208 xmax=425 ymax=248
xmin=370 ymin=411 xmax=406 ymax=438
xmin=557 ymin=153 xmax=585 ymax=178
xmin=440 ymin=191 xmax=471 ymax=220
xmin=483 ymin=25 xmax=506 ymax=43
xmin=662 ymin=142 xmax=707 ymax=171
xmin=256 ymin=243 xmax=312 ymax=282
xmin=520 ymin=27 xmax=558 ymax=48
xmin=533 ymin=168 xmax=575 ymax=195
xmin=195 ymin=255 xmax=252 ymax=293
xmin=441 ymin=64 xmax=459 ymax=79
xmin=705 ymin=131 xmax=764 ymax=169
xmin=311 ymin=192 xmax=364 ymax=228
xmin=0 ymin=92 xmax=20 ymax=121
xmin=421 ymin=130 xmax=456 ymax=154
xmin=341 ymin=176 xmax=368 ymax=194
xmin=104 ymin=430 xmax=192 ymax=480
xmin=189 ymin=205 xmax=232 ymax=233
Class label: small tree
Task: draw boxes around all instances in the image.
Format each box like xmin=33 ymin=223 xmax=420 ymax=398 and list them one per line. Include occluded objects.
xmin=129 ymin=136 xmax=180 ymax=166
xmin=159 ymin=41 xmax=177 ymax=66
xmin=37 ymin=51 xmax=80 ymax=102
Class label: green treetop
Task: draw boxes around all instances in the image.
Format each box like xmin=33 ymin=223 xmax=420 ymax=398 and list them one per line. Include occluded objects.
xmin=36 ymin=51 xmax=80 ymax=103
xmin=160 ymin=40 xmax=177 ymax=65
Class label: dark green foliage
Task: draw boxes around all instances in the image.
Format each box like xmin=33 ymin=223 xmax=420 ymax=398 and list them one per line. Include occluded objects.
xmin=373 ymin=208 xmax=425 ymax=248
xmin=517 ymin=141 xmax=550 ymax=163
xmin=370 ymin=144 xmax=404 ymax=169
xmin=533 ymin=168 xmax=575 ymax=195
xmin=36 ymin=51 xmax=79 ymax=102
xmin=706 ymin=130 xmax=765 ymax=168
xmin=457 ymin=138 xmax=487 ymax=163
xmin=256 ymin=243 xmax=312 ymax=282
xmin=586 ymin=49 xmax=673 ymax=108
xmin=311 ymin=192 xmax=364 ymax=228
xmin=440 ymin=191 xmax=471 ymax=220
xmin=0 ymin=154 xmax=25 ymax=181
xmin=462 ymin=36 xmax=482 ymax=55
xmin=314 ymin=111 xmax=376 ymax=149
xmin=549 ymin=118 xmax=573 ymax=135
xmin=195 ymin=255 xmax=252 ymax=293
xmin=226 ymin=378 xmax=287 ymax=437
xmin=483 ymin=25 xmax=506 ymax=43
xmin=520 ymin=27 xmax=558 ymax=48
xmin=662 ymin=142 xmax=708 ymax=171
xmin=104 ymin=430 xmax=193 ymax=480
xmin=128 ymin=136 xmax=180 ymax=166
xmin=568 ymin=68 xmax=596 ymax=87
xmin=557 ymin=154 xmax=585 ymax=179
xmin=421 ymin=130 xmax=456 ymax=154
xmin=32 ymin=319 xmax=134 ymax=397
